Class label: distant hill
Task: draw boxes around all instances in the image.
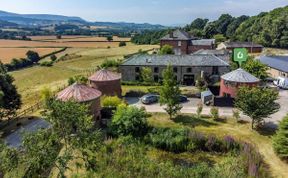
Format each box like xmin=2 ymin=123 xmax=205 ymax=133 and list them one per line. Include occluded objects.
xmin=0 ymin=10 xmax=165 ymax=31
xmin=0 ymin=19 xmax=18 ymax=27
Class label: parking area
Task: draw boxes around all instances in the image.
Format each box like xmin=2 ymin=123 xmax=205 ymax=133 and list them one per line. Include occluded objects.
xmin=125 ymin=89 xmax=288 ymax=126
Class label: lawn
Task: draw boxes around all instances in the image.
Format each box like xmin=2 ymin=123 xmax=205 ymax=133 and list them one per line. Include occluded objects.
xmin=148 ymin=113 xmax=288 ymax=178
xmin=11 ymin=44 xmax=159 ymax=109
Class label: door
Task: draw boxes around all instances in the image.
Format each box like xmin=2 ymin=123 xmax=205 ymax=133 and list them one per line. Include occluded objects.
xmin=183 ymin=75 xmax=195 ymax=86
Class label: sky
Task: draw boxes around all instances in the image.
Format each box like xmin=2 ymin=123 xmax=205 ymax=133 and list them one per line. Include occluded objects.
xmin=0 ymin=0 xmax=287 ymax=25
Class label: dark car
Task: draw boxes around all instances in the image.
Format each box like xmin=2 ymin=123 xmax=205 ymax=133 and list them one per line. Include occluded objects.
xmin=141 ymin=94 xmax=159 ymax=104
xmin=179 ymin=95 xmax=188 ymax=103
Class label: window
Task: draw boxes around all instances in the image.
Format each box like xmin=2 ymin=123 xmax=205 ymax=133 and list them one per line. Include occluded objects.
xmin=154 ymin=67 xmax=159 ymax=73
xmin=212 ymin=66 xmax=219 ymax=75
xmin=173 ymin=67 xmax=178 ymax=73
xmin=135 ymin=67 xmax=140 ymax=73
xmin=186 ymin=68 xmax=192 ymax=73
xmin=154 ymin=75 xmax=159 ymax=82
xmin=178 ymin=41 xmax=182 ymax=47
xmin=135 ymin=75 xmax=140 ymax=81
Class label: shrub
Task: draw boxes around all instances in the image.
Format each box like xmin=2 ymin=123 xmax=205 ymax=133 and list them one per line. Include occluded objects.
xmin=205 ymin=136 xmax=223 ymax=152
xmin=195 ymin=76 xmax=207 ymax=91
xmin=39 ymin=61 xmax=53 ymax=67
xmin=102 ymin=96 xmax=126 ymax=108
xmin=273 ymin=116 xmax=288 ymax=160
xmin=119 ymin=41 xmax=126 ymax=47
xmin=68 ymin=75 xmax=88 ymax=85
xmin=196 ymin=102 xmax=203 ymax=119
xmin=50 ymin=54 xmax=57 ymax=61
xmin=233 ymin=109 xmax=241 ymax=122
xmin=146 ymin=127 xmax=189 ymax=153
xmin=100 ymin=59 xmax=121 ymax=69
xmin=159 ymin=45 xmax=174 ymax=55
xmin=109 ymin=106 xmax=149 ymax=137
xmin=210 ymin=107 xmax=219 ymax=120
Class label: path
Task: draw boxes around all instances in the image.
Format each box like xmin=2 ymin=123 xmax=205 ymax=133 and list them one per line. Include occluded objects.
xmin=4 ymin=119 xmax=50 ymax=148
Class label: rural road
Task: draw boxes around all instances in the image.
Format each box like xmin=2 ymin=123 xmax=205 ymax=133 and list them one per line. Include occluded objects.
xmin=4 ymin=119 xmax=50 ymax=148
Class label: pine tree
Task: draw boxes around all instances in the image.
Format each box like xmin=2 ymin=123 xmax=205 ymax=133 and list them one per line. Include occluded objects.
xmin=160 ymin=65 xmax=182 ymax=119
xmin=273 ymin=116 xmax=288 ymax=160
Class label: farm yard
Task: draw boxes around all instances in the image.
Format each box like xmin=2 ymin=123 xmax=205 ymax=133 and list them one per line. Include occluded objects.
xmin=10 ymin=44 xmax=158 ymax=110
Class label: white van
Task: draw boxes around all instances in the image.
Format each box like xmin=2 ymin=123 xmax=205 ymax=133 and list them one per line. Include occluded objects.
xmin=274 ymin=77 xmax=288 ymax=89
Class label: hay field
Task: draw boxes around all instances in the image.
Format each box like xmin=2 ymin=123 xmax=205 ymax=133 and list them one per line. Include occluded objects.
xmin=0 ymin=48 xmax=62 ymax=63
xmin=40 ymin=36 xmax=131 ymax=42
xmin=11 ymin=44 xmax=159 ymax=109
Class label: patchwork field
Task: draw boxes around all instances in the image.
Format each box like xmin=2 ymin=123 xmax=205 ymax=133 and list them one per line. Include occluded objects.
xmin=0 ymin=48 xmax=62 ymax=63
xmin=11 ymin=44 xmax=159 ymax=109
xmin=29 ymin=35 xmax=130 ymax=42
xmin=0 ymin=39 xmax=130 ymax=48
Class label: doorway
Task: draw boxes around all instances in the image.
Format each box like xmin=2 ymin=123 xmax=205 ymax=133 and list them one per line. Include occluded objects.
xmin=183 ymin=75 xmax=195 ymax=86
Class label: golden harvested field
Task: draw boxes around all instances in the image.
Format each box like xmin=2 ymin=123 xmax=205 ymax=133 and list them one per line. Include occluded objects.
xmin=28 ymin=35 xmax=87 ymax=41
xmin=0 ymin=48 xmax=62 ymax=63
xmin=0 ymin=39 xmax=130 ymax=48
xmin=41 ymin=36 xmax=131 ymax=42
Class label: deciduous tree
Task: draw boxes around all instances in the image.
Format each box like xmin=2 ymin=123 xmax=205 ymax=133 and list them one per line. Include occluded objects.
xmin=160 ymin=65 xmax=182 ymax=119
xmin=235 ymin=87 xmax=279 ymax=129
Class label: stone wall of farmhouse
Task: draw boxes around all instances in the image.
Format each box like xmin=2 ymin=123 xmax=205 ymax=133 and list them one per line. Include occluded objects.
xmin=120 ymin=65 xmax=230 ymax=84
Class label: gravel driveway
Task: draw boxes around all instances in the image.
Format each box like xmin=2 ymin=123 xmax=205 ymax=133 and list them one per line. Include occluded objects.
xmin=4 ymin=119 xmax=50 ymax=148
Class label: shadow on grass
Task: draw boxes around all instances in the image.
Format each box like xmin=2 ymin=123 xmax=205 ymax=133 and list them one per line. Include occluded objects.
xmin=174 ymin=115 xmax=218 ymax=128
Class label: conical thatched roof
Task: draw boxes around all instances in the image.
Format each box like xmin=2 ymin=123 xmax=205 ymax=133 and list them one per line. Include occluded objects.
xmin=57 ymin=83 xmax=102 ymax=102
xmin=221 ymin=68 xmax=260 ymax=83
xmin=89 ymin=69 xmax=121 ymax=82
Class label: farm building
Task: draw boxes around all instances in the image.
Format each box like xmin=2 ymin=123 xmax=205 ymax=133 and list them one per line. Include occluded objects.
xmin=160 ymin=29 xmax=215 ymax=55
xmin=217 ymin=42 xmax=263 ymax=53
xmin=219 ymin=68 xmax=260 ymax=98
xmin=259 ymin=55 xmax=288 ymax=78
xmin=56 ymin=83 xmax=102 ymax=120
xmin=89 ymin=69 xmax=122 ymax=97
xmin=120 ymin=54 xmax=230 ymax=86
xmin=193 ymin=49 xmax=231 ymax=62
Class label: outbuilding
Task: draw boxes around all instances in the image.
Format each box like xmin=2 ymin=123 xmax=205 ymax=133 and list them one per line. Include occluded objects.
xmin=56 ymin=83 xmax=102 ymax=120
xmin=219 ymin=68 xmax=260 ymax=98
xmin=89 ymin=69 xmax=122 ymax=97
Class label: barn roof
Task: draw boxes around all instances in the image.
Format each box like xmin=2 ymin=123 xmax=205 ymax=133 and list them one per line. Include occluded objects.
xmin=121 ymin=54 xmax=230 ymax=67
xmin=161 ymin=29 xmax=194 ymax=40
xmin=259 ymin=55 xmax=288 ymax=73
xmin=223 ymin=42 xmax=263 ymax=48
xmin=89 ymin=69 xmax=121 ymax=82
xmin=57 ymin=83 xmax=102 ymax=102
xmin=191 ymin=39 xmax=215 ymax=46
xmin=221 ymin=68 xmax=260 ymax=83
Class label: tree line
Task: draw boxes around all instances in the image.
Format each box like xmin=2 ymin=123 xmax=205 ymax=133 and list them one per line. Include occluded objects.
xmin=132 ymin=6 xmax=288 ymax=48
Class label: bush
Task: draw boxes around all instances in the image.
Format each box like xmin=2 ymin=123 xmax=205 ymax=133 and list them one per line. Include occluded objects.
xmin=159 ymin=45 xmax=174 ymax=55
xmin=233 ymin=109 xmax=241 ymax=122
xmin=39 ymin=61 xmax=53 ymax=67
xmin=146 ymin=127 xmax=190 ymax=153
xmin=100 ymin=59 xmax=121 ymax=69
xmin=119 ymin=41 xmax=126 ymax=47
xmin=102 ymin=96 xmax=126 ymax=108
xmin=273 ymin=116 xmax=288 ymax=160
xmin=109 ymin=106 xmax=149 ymax=137
xmin=196 ymin=103 xmax=203 ymax=118
xmin=210 ymin=107 xmax=219 ymax=120
xmin=50 ymin=54 xmax=57 ymax=61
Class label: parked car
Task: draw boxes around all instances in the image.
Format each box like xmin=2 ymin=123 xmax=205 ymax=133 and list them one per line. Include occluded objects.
xmin=274 ymin=77 xmax=288 ymax=89
xmin=141 ymin=94 xmax=159 ymax=104
xmin=179 ymin=95 xmax=188 ymax=103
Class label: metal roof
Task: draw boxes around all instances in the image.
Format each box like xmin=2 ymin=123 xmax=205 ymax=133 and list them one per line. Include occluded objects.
xmin=121 ymin=54 xmax=230 ymax=67
xmin=259 ymin=55 xmax=288 ymax=73
xmin=192 ymin=39 xmax=215 ymax=46
xmin=221 ymin=68 xmax=260 ymax=83
xmin=89 ymin=69 xmax=121 ymax=82
xmin=57 ymin=83 xmax=102 ymax=102
xmin=223 ymin=42 xmax=263 ymax=48
xmin=161 ymin=29 xmax=192 ymax=40
xmin=194 ymin=49 xmax=229 ymax=55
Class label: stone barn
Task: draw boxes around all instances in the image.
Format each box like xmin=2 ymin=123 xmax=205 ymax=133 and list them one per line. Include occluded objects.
xmin=89 ymin=69 xmax=122 ymax=97
xmin=219 ymin=68 xmax=260 ymax=98
xmin=56 ymin=83 xmax=102 ymax=120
